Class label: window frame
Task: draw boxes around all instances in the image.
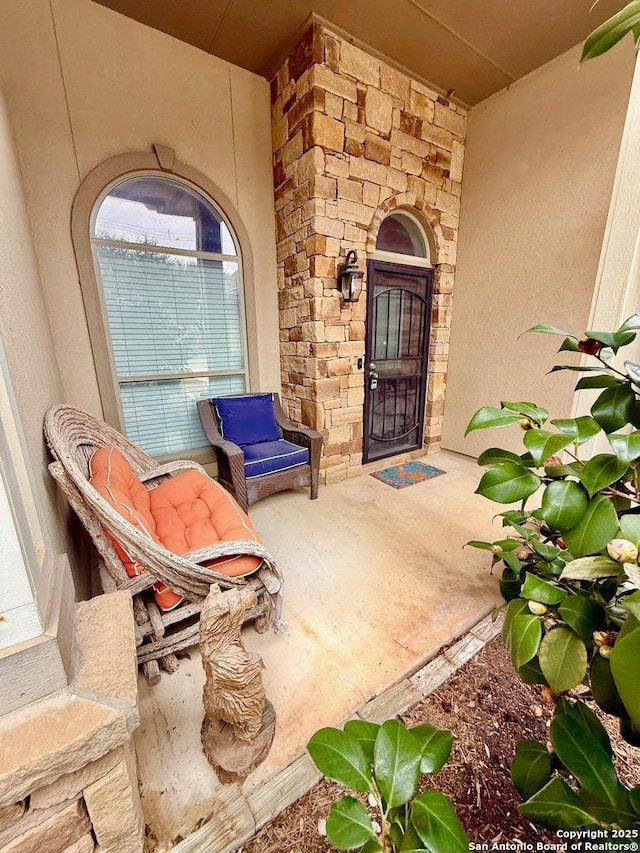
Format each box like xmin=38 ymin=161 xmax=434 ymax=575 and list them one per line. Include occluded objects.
xmin=371 ymin=210 xmax=432 ymax=269
xmin=71 ymin=149 xmax=260 ymax=461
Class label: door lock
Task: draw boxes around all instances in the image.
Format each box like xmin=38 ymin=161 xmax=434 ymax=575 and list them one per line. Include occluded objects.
xmin=369 ymin=370 xmax=379 ymax=390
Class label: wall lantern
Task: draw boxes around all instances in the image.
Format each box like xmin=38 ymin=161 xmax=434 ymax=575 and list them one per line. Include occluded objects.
xmin=336 ymin=249 xmax=364 ymax=303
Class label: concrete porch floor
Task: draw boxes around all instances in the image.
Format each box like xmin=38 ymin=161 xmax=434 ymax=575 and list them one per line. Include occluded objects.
xmin=133 ymin=450 xmax=503 ymax=849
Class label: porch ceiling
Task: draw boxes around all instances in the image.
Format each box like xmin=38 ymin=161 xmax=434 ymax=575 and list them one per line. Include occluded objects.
xmin=91 ymin=0 xmax=626 ymax=106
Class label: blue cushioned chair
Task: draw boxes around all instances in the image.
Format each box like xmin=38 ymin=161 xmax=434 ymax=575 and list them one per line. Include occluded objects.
xmin=197 ymin=393 xmax=322 ymax=512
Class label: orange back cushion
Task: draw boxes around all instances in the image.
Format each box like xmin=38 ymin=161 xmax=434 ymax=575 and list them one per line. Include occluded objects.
xmin=89 ymin=446 xmax=158 ymax=577
xmin=149 ymin=470 xmax=262 ymax=577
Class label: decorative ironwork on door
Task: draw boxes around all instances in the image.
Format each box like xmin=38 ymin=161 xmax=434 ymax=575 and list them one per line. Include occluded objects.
xmin=363 ymin=260 xmax=433 ymax=463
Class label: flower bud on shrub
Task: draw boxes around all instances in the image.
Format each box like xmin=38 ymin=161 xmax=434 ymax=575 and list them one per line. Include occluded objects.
xmin=528 ymin=600 xmax=548 ymax=615
xmin=606 ymin=538 xmax=638 ymax=564
xmin=519 ymin=419 xmax=532 ymax=430
xmin=578 ymin=338 xmax=602 ymax=356
xmin=599 ymin=644 xmax=613 ymax=658
xmin=593 ymin=630 xmax=608 ymax=646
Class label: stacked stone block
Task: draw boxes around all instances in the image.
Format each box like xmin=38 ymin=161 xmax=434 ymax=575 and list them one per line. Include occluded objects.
xmin=271 ymin=24 xmax=466 ymax=482
xmin=0 ymin=594 xmax=144 ymax=853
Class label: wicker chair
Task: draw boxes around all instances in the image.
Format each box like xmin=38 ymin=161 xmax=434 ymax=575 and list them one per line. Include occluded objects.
xmin=44 ymin=404 xmax=285 ymax=685
xmin=197 ymin=393 xmax=322 ymax=512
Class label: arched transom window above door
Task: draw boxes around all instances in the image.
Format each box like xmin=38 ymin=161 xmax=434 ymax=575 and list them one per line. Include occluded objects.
xmin=91 ymin=175 xmax=248 ymax=456
xmin=373 ymin=211 xmax=432 ymax=268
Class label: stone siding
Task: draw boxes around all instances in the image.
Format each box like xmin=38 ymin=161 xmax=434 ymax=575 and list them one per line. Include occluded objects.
xmin=271 ymin=24 xmax=466 ymax=482
xmin=0 ymin=594 xmax=144 ymax=853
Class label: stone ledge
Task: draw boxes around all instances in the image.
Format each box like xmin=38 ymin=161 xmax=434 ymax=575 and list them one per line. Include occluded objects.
xmin=0 ymin=693 xmax=129 ymax=806
xmin=71 ymin=592 xmax=138 ymax=733
xmin=0 ymin=591 xmax=139 ymax=807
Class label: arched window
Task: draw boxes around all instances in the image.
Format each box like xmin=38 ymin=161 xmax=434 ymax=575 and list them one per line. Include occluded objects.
xmin=91 ymin=175 xmax=247 ymax=456
xmin=373 ymin=211 xmax=431 ymax=267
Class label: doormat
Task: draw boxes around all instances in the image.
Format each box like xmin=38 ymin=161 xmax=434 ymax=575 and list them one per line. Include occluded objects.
xmin=370 ymin=461 xmax=446 ymax=489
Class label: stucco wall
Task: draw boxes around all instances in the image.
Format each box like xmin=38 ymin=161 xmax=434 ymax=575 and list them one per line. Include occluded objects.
xmin=0 ymin=0 xmax=281 ymax=417
xmin=442 ymin=41 xmax=635 ymax=458
xmin=0 ymin=0 xmax=280 ymax=596
xmin=0 ymin=88 xmax=66 ymax=572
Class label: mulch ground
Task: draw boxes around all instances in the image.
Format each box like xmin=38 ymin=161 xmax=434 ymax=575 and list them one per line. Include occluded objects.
xmin=240 ymin=637 xmax=640 ymax=852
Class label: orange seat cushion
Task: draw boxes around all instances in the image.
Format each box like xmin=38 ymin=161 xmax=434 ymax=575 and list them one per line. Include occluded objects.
xmin=149 ymin=470 xmax=262 ymax=578
xmin=89 ymin=447 xmax=262 ymax=612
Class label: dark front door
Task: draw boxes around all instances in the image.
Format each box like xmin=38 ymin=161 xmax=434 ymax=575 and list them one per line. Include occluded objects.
xmin=363 ymin=260 xmax=433 ymax=464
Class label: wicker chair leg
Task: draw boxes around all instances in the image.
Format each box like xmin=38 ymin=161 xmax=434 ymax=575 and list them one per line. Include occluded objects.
xmin=199 ymin=584 xmax=276 ymax=783
xmin=159 ymin=652 xmax=180 ymax=674
xmin=142 ymin=660 xmax=161 ymax=686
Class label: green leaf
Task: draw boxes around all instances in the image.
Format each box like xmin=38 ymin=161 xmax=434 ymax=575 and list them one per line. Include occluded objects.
xmin=521 ymin=573 xmax=567 ymax=605
xmin=326 ymin=796 xmax=376 ymax=850
xmin=465 ymin=406 xmax=523 ymax=435
xmin=631 ymin=785 xmax=640 ymax=816
xmin=620 ymin=514 xmax=640 ymax=549
xmin=518 ymin=777 xmax=595 ymax=830
xmin=523 ymin=430 xmax=573 ymax=467
xmin=559 ymin=555 xmax=623 ymax=580
xmin=360 ymin=841 xmax=383 ymax=853
xmin=410 ymin=791 xmax=468 ymax=853
xmin=373 ymin=720 xmax=421 ymax=808
xmin=591 ymin=654 xmax=625 ymax=716
xmin=502 ymin=598 xmax=529 ymax=645
xmin=511 ymin=739 xmax=552 ymax=801
xmin=396 ymin=820 xmax=423 ymax=851
xmin=610 ymin=620 xmax=640 ymax=728
xmin=550 ymin=364 xmax=611 ymax=373
xmin=475 ymin=463 xmax=542 ymax=504
xmin=575 ymin=374 xmax=624 ymax=390
xmin=538 ymin=627 xmax=587 ymax=693
xmin=550 ymin=703 xmax=621 ymax=803
xmin=562 ymin=496 xmax=620 ymax=557
xmin=500 ymin=401 xmax=548 ymax=425
xmin=551 ymin=416 xmax=602 ymax=446
xmin=557 ymin=595 xmax=605 ymax=640
xmin=619 ymin=313 xmax=640 ymax=333
xmin=585 ymin=329 xmax=637 ymax=352
xmin=621 ymin=589 xmax=640 ymax=619
xmin=579 ymin=787 xmax=639 ymax=828
xmin=343 ymin=720 xmax=379 ymax=765
xmin=518 ymin=657 xmax=548 ymax=685
xmin=523 ymin=323 xmax=571 ymax=337
xmin=540 ymin=481 xmax=588 ymax=532
xmin=609 ymin=431 xmax=640 ymax=462
xmin=569 ymin=696 xmax=613 ymax=758
xmin=500 ymin=566 xmax=522 ymax=602
xmin=410 ymin=723 xmax=453 ymax=774
xmin=530 ymin=538 xmax=561 ymax=562
xmin=579 ymin=453 xmax=629 ymax=497
xmin=307 ymin=728 xmax=373 ymax=792
xmin=477 ymin=447 xmax=523 ymax=466
xmin=510 ymin=614 xmax=543 ymax=670
xmin=464 ymin=539 xmax=494 ymax=551
xmin=582 ymin=2 xmax=640 ymax=63
xmin=591 ymin=385 xmax=636 ymax=434
xmin=558 ymin=336 xmax=581 ymax=352
xmin=626 ymin=361 xmax=640 ymax=385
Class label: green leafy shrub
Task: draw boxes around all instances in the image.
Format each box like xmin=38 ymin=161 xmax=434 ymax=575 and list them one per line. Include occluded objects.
xmin=467 ymin=316 xmax=640 ymax=740
xmin=467 ymin=316 xmax=640 ymax=829
xmin=512 ymin=698 xmax=640 ymax=830
xmin=307 ymin=718 xmax=467 ymax=852
xmin=581 ymin=0 xmax=640 ymax=63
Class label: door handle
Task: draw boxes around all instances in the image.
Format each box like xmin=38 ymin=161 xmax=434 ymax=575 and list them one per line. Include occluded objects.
xmin=369 ymin=371 xmax=379 ymax=390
